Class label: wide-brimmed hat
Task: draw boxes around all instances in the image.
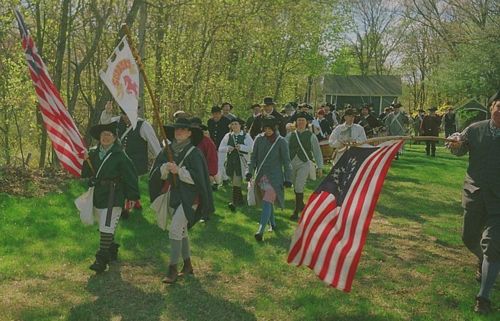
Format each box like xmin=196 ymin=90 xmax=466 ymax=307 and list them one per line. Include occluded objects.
xmin=263 ymin=97 xmax=276 ymax=105
xmin=291 ymin=111 xmax=313 ymax=122
xmin=488 ymin=90 xmax=500 ymax=106
xmin=190 ymin=117 xmax=208 ymax=130
xmin=164 ymin=117 xmax=203 ymax=146
xmin=90 ymin=122 xmax=118 ymax=140
xmin=261 ymin=116 xmax=280 ymax=129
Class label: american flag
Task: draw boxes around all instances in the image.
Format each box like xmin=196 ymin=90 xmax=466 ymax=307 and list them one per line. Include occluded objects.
xmin=14 ymin=9 xmax=86 ymax=177
xmin=288 ymin=140 xmax=403 ymax=292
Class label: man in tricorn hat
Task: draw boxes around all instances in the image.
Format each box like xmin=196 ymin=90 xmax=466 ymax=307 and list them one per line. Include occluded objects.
xmin=249 ymin=97 xmax=286 ymax=138
xmin=442 ymin=107 xmax=457 ymax=138
xmin=81 ymin=122 xmax=140 ymax=273
xmin=384 ymin=102 xmax=409 ymax=159
xmin=447 ymin=90 xmax=500 ymax=314
xmin=420 ymin=106 xmax=441 ymax=157
xmin=357 ymin=104 xmax=382 ymax=138
xmin=207 ymin=105 xmax=231 ymax=184
xmin=246 ymin=103 xmax=262 ymax=139
xmin=149 ymin=117 xmax=214 ymax=284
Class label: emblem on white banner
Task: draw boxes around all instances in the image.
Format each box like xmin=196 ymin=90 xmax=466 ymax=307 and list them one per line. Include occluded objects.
xmin=99 ymin=36 xmax=139 ymax=129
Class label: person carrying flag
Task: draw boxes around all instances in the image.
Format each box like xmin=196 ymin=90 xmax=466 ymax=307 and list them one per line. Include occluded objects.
xmin=286 ymin=112 xmax=323 ymax=221
xmin=149 ymin=118 xmax=214 ymax=284
xmin=81 ymin=122 xmax=140 ymax=273
xmin=328 ymin=108 xmax=367 ymax=164
xmin=447 ymin=91 xmax=500 ymax=315
xmin=246 ymin=116 xmax=292 ymax=241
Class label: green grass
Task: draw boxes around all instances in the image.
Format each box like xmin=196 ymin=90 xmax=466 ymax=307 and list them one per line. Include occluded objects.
xmin=0 ymin=144 xmax=498 ymax=320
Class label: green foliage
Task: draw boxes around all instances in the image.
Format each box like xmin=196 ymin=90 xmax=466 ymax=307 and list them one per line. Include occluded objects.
xmin=0 ymin=145 xmax=499 ymax=320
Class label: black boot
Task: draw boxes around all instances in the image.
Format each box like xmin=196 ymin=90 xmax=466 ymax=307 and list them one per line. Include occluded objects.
xmin=162 ymin=264 xmax=178 ymax=284
xmin=109 ymin=243 xmax=120 ymax=261
xmin=178 ymin=258 xmax=194 ymax=277
xmin=290 ymin=192 xmax=304 ymax=221
xmin=89 ymin=249 xmax=110 ymax=273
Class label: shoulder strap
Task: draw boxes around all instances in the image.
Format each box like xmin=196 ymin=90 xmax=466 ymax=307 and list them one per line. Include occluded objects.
xmin=178 ymin=146 xmax=196 ymax=168
xmin=294 ymin=131 xmax=311 ymax=162
xmin=95 ymin=153 xmax=113 ymax=178
xmin=255 ymin=137 xmax=280 ymax=178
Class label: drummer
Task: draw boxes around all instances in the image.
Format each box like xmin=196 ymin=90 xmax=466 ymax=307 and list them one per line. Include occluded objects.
xmin=328 ymin=108 xmax=367 ymax=164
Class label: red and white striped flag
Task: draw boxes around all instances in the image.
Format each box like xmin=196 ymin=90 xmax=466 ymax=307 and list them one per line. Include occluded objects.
xmin=288 ymin=140 xmax=403 ymax=292
xmin=14 ymin=9 xmax=86 ymax=177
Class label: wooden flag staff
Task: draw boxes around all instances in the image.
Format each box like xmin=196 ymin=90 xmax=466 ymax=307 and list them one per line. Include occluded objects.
xmin=120 ymin=24 xmax=176 ymax=182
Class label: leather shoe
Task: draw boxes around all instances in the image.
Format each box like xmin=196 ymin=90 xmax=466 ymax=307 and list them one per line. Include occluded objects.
xmin=474 ymin=296 xmax=492 ymax=315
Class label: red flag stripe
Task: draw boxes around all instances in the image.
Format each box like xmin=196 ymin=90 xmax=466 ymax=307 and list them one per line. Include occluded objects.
xmin=316 ymin=145 xmax=390 ymax=282
xmin=15 ymin=9 xmax=85 ymax=177
xmin=329 ymin=144 xmax=396 ymax=288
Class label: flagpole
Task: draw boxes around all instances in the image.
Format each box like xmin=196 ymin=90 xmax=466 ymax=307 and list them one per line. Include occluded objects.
xmin=120 ymin=24 xmax=176 ymax=180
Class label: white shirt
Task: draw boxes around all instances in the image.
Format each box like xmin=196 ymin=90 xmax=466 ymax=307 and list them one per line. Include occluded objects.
xmin=328 ymin=123 xmax=367 ymax=148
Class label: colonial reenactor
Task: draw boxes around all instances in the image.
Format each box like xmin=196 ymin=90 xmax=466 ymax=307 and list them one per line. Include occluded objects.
xmin=283 ymin=103 xmax=296 ymax=125
xmin=219 ymin=118 xmax=254 ymax=211
xmin=442 ymin=107 xmax=457 ymax=138
xmin=221 ymin=102 xmax=237 ymax=121
xmin=191 ymin=117 xmax=218 ymax=191
xmin=286 ymin=112 xmax=323 ymax=220
xmin=420 ymin=106 xmax=441 ymax=157
xmin=329 ymin=108 xmax=367 ymax=164
xmin=357 ymin=104 xmax=382 ymax=138
xmin=149 ymin=117 xmax=214 ymax=284
xmin=447 ymin=91 xmax=500 ymax=314
xmin=250 ymin=97 xmax=287 ymax=138
xmin=384 ymin=103 xmax=409 ymax=159
xmin=413 ymin=109 xmax=425 ymax=142
xmin=81 ymin=122 xmax=140 ymax=273
xmin=99 ymin=100 xmax=116 ymax=125
xmin=246 ymin=116 xmax=292 ymax=241
xmin=325 ymin=103 xmax=339 ymax=130
xmin=246 ymin=103 xmax=262 ymax=139
xmin=207 ymin=105 xmax=231 ymax=184
xmin=112 ymin=111 xmax=161 ymax=214
xmin=312 ymin=109 xmax=331 ymax=141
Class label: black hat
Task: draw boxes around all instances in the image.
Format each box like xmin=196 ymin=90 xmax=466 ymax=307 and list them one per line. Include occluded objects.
xmin=229 ymin=117 xmax=246 ymax=126
xmin=261 ymin=116 xmax=280 ymax=130
xmin=393 ymin=103 xmax=402 ymax=108
xmin=211 ymin=105 xmax=222 ymax=113
xmin=326 ymin=102 xmax=336 ymax=111
xmin=263 ymin=97 xmax=276 ymax=105
xmin=343 ymin=108 xmax=356 ymax=117
xmin=362 ymin=104 xmax=371 ymax=110
xmin=290 ymin=111 xmax=313 ymax=122
xmin=190 ymin=117 xmax=208 ymax=130
xmin=428 ymin=106 xmax=437 ymax=112
xmin=250 ymin=103 xmax=261 ymax=109
xmin=417 ymin=109 xmax=425 ymax=112
xmin=488 ymin=90 xmax=500 ymax=106
xmin=90 ymin=122 xmax=117 ymax=140
xmin=221 ymin=102 xmax=233 ymax=110
xmin=164 ymin=117 xmax=203 ymax=146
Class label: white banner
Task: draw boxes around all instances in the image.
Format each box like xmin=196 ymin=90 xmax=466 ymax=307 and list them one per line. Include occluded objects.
xmin=99 ymin=37 xmax=139 ymax=129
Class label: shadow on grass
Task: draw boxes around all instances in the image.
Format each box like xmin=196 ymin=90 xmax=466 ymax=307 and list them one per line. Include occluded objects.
xmin=165 ymin=277 xmax=257 ymax=321
xmin=67 ymin=265 xmax=164 ymax=321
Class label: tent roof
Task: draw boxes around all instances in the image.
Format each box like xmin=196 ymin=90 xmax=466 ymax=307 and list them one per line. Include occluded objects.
xmin=456 ymin=99 xmax=488 ymax=113
xmin=323 ymin=75 xmax=402 ymax=96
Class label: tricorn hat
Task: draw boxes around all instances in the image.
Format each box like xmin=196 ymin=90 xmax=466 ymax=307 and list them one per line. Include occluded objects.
xmin=343 ymin=108 xmax=356 ymax=117
xmin=261 ymin=116 xmax=280 ymax=130
xmin=488 ymin=90 xmax=500 ymax=106
xmin=211 ymin=105 xmax=222 ymax=113
xmin=263 ymin=97 xmax=276 ymax=105
xmin=290 ymin=111 xmax=313 ymax=122
xmin=90 ymin=122 xmax=118 ymax=140
xmin=164 ymin=117 xmax=203 ymax=146
xmin=229 ymin=117 xmax=246 ymax=126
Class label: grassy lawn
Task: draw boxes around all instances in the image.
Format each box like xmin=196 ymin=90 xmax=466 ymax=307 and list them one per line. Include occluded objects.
xmin=0 ymin=144 xmax=498 ymax=321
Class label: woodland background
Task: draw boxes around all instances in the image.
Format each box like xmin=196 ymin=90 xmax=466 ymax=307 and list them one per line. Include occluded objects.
xmin=0 ymin=0 xmax=499 ymax=169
